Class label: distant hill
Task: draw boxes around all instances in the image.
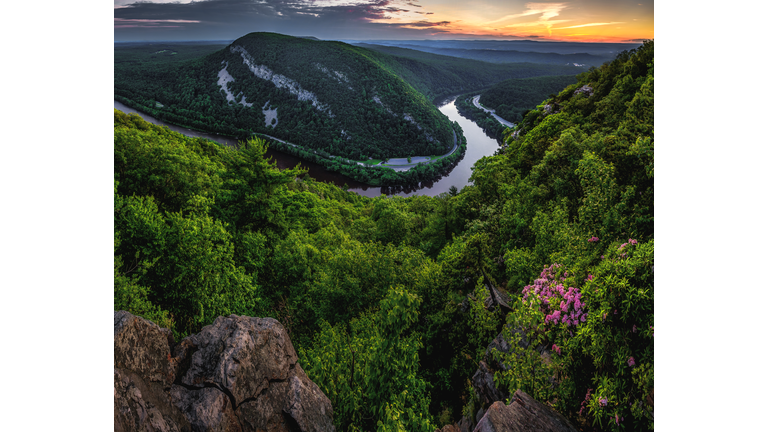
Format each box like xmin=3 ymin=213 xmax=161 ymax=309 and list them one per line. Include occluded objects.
xmin=346 ymin=39 xmax=642 ymax=57
xmin=355 ymin=44 xmax=581 ymax=100
xmin=358 ymin=43 xmax=611 ymax=67
xmin=479 ymin=75 xmax=580 ymax=122
xmin=454 ymin=75 xmax=579 ymax=141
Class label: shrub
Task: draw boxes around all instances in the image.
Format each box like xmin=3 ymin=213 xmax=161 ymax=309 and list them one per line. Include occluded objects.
xmin=493 ymin=240 xmax=653 ymax=431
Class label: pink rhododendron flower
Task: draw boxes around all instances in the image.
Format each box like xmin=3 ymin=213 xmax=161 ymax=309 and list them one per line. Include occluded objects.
xmin=599 ymin=398 xmax=607 ymax=407
xmin=521 ymin=264 xmax=588 ymax=329
xmin=628 ymin=357 xmax=636 ymax=367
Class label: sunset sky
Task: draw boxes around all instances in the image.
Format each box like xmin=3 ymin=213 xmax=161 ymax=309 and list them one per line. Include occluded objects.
xmin=114 ymin=0 xmax=653 ymax=42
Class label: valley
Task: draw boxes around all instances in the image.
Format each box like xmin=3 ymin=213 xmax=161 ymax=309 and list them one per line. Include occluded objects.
xmin=115 ymin=33 xmax=580 ymax=187
xmin=114 ymin=34 xmax=654 ymax=431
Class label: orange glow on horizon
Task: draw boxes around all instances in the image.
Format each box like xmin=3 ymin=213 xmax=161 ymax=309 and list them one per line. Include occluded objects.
xmin=375 ymin=1 xmax=653 ymax=43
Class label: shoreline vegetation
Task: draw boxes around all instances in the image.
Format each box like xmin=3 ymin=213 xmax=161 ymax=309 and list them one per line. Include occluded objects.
xmin=114 ymin=93 xmax=467 ymax=188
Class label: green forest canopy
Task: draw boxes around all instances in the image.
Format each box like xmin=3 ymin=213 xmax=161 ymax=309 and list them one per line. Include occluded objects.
xmin=115 ymin=40 xmax=653 ymax=431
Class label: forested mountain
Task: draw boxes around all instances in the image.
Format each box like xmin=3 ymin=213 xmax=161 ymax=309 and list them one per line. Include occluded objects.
xmin=479 ymin=75 xmax=579 ymax=122
xmin=353 ymin=43 xmax=580 ymax=99
xmin=115 ymin=33 xmax=579 ymax=186
xmin=115 ymin=40 xmax=653 ymax=431
xmin=116 ymin=32 xmax=454 ymax=161
xmin=455 ymin=75 xmax=579 ymax=140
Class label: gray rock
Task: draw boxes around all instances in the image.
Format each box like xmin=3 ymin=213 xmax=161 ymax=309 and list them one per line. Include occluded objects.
xmin=471 ymin=361 xmax=507 ymax=406
xmin=173 ymin=315 xmax=298 ymax=408
xmin=475 ymin=407 xmax=485 ymax=424
xmin=114 ymin=311 xmax=335 ymax=432
xmin=114 ymin=312 xmax=191 ymax=432
xmin=237 ymin=363 xmax=334 ymax=432
xmin=574 ymin=85 xmax=594 ymax=97
xmin=473 ymin=390 xmax=578 ymax=432
xmin=114 ymin=310 xmax=176 ymax=386
xmin=458 ymin=415 xmax=474 ymax=432
xmin=170 ymin=386 xmax=240 ymax=432
xmin=114 ymin=368 xmax=190 ymax=432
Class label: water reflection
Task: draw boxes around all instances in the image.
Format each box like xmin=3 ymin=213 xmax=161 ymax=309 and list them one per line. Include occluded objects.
xmin=114 ymin=99 xmax=501 ymax=197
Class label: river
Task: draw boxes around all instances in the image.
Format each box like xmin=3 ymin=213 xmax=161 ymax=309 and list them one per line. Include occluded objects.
xmin=113 ymin=99 xmax=502 ymax=198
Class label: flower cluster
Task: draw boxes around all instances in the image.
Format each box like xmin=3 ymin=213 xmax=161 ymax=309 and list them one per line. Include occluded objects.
xmin=578 ymin=388 xmax=593 ymax=416
xmin=588 ymin=236 xmax=600 ymax=242
xmin=522 ymin=264 xmax=588 ymax=328
xmin=599 ymin=398 xmax=608 ymax=407
xmin=628 ymin=356 xmax=636 ymax=367
xmin=618 ymin=238 xmax=639 ymax=251
xmin=552 ymin=344 xmax=561 ymax=355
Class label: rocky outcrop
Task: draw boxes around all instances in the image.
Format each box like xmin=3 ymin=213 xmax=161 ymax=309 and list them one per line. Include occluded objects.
xmin=473 ymin=390 xmax=578 ymax=432
xmin=470 ymin=325 xmax=558 ymax=415
xmin=471 ymin=361 xmax=507 ymax=406
xmin=573 ymin=85 xmax=594 ymax=97
xmin=480 ymin=269 xmax=512 ymax=314
xmin=114 ymin=311 xmax=335 ymax=432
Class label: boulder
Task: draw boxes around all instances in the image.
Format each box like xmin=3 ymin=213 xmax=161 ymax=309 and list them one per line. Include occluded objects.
xmin=457 ymin=415 xmax=474 ymax=432
xmin=114 ymin=310 xmax=176 ymax=386
xmin=473 ymin=390 xmax=578 ymax=432
xmin=471 ymin=361 xmax=507 ymax=406
xmin=114 ymin=311 xmax=335 ymax=432
xmin=574 ymin=85 xmax=594 ymax=97
xmin=114 ymin=311 xmax=191 ymax=432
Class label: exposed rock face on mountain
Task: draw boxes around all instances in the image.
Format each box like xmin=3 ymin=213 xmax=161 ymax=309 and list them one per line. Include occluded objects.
xmin=114 ymin=311 xmax=335 ymax=432
xmin=473 ymin=390 xmax=578 ymax=432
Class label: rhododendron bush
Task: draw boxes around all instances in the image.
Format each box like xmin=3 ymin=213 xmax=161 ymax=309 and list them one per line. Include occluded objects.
xmin=493 ymin=239 xmax=653 ymax=431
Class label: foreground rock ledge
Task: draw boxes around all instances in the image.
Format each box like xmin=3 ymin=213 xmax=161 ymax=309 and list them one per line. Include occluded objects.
xmin=114 ymin=311 xmax=335 ymax=432
xmin=435 ymin=390 xmax=578 ymax=432
xmin=473 ymin=390 xmax=578 ymax=432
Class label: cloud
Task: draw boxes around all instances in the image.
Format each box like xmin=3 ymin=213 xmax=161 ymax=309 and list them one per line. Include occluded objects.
xmin=483 ymin=2 xmax=569 ymax=36
xmin=554 ymin=22 xmax=624 ymax=29
xmin=114 ymin=0 xmax=425 ymax=24
xmin=114 ymin=17 xmax=202 ymax=28
xmin=484 ymin=2 xmax=568 ymax=26
xmin=503 ymin=20 xmax=568 ymax=28
xmin=114 ymin=0 xmax=457 ymax=40
xmin=400 ymin=20 xmax=451 ymax=27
